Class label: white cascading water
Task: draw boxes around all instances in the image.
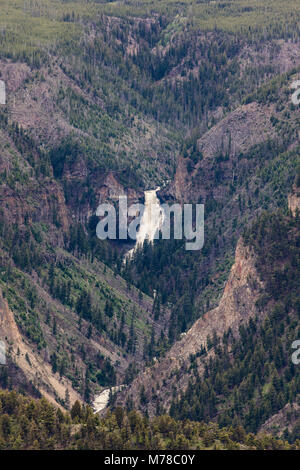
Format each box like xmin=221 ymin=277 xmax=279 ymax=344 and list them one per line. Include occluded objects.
xmin=136 ymin=188 xmax=164 ymax=246
xmin=92 ymin=385 xmax=124 ymax=414
xmin=126 ymin=187 xmax=164 ymax=259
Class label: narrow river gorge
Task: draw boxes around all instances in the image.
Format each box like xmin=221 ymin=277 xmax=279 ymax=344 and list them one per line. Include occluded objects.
xmin=93 ymin=188 xmax=164 ymax=413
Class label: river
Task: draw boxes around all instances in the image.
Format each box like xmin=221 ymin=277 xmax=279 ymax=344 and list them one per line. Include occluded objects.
xmin=92 ymin=385 xmax=124 ymax=414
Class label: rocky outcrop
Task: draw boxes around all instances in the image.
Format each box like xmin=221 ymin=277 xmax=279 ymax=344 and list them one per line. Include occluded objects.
xmin=117 ymin=238 xmax=264 ymax=416
xmin=171 ymin=101 xmax=276 ymax=204
xmin=197 ymin=102 xmax=275 ymax=160
xmin=259 ymin=400 xmax=300 ymax=437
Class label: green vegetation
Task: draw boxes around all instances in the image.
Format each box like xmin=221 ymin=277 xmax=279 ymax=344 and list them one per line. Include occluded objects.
xmin=0 ymin=0 xmax=300 ymax=447
xmin=0 ymin=389 xmax=297 ymax=449
xmin=170 ymin=211 xmax=300 ymax=442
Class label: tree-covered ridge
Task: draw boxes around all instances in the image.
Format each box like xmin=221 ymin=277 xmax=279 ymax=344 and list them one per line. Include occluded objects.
xmin=0 ymin=389 xmax=297 ymax=450
xmin=169 ymin=211 xmax=300 ymax=441
xmin=1 ymin=0 xmax=300 ymax=48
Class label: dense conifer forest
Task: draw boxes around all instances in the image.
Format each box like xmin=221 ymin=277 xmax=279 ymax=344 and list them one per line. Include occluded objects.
xmin=0 ymin=389 xmax=298 ymax=450
xmin=0 ymin=0 xmax=300 ymax=451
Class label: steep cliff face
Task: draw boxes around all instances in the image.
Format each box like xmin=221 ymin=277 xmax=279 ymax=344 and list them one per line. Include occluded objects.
xmin=0 ymin=289 xmax=81 ymax=407
xmin=118 ymin=238 xmax=264 ymax=416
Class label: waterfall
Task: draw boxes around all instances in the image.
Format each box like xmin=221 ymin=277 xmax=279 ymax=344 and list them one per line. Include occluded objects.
xmin=136 ymin=188 xmax=164 ymax=246
xmin=125 ymin=187 xmax=164 ymax=259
